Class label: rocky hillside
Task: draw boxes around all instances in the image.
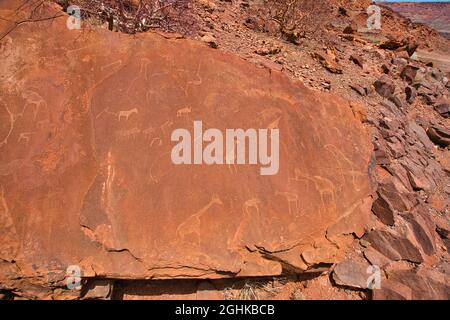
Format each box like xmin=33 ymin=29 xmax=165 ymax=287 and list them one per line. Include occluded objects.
xmin=381 ymin=1 xmax=450 ymax=39
xmin=0 ymin=0 xmax=449 ymax=300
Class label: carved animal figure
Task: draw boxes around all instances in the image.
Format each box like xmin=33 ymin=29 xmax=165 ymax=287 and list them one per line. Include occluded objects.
xmin=118 ymin=108 xmax=138 ymax=121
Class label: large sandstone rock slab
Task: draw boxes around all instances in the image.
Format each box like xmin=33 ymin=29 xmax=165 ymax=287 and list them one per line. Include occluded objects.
xmin=0 ymin=2 xmax=373 ymax=287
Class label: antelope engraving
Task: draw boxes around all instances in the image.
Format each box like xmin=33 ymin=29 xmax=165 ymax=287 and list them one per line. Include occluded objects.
xmin=18 ymin=132 xmax=34 ymax=144
xmin=21 ymin=90 xmax=47 ymax=119
xmin=176 ymin=106 xmax=192 ymax=117
xmin=118 ymin=108 xmax=138 ymax=121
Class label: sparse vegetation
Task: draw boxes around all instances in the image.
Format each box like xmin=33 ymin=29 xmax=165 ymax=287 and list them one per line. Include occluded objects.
xmin=263 ymin=0 xmax=332 ymax=42
xmin=58 ymin=0 xmax=194 ymax=34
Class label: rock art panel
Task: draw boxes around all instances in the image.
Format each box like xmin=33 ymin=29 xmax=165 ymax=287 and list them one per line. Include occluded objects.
xmin=0 ymin=2 xmax=373 ymax=286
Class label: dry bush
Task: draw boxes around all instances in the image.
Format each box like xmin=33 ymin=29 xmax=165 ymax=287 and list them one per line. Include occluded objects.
xmin=263 ymin=0 xmax=332 ymax=42
xmin=58 ymin=0 xmax=194 ymax=34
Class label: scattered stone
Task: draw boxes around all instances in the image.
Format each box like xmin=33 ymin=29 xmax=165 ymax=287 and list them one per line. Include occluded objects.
xmin=434 ymin=100 xmax=450 ymax=118
xmin=401 ymin=65 xmax=420 ymax=84
xmin=350 ymin=54 xmax=364 ymax=68
xmin=82 ymin=280 xmax=113 ymax=300
xmin=332 ymin=259 xmax=370 ymax=289
xmin=405 ymin=42 xmax=419 ymax=57
xmin=367 ymin=229 xmax=424 ymax=263
xmin=427 ymin=125 xmax=450 ymax=147
xmin=372 ymin=279 xmax=412 ymax=300
xmin=350 ymin=84 xmax=366 ymax=96
xmin=386 ymin=136 xmax=406 ymax=158
xmin=386 ymin=267 xmax=449 ymax=300
xmin=372 ymin=192 xmax=395 ymax=225
xmin=378 ymin=172 xmax=416 ymax=212
xmin=407 ymin=122 xmax=433 ymax=150
xmin=364 ymin=246 xmax=392 ymax=267
xmin=401 ymin=207 xmax=437 ymax=256
xmin=338 ymin=7 xmax=348 ymax=16
xmin=379 ymin=39 xmax=404 ymax=50
xmin=402 ymin=160 xmax=431 ymax=191
xmin=255 ymin=43 xmax=281 ymax=56
xmin=374 ymin=75 xmax=395 ymax=98
xmin=200 ymin=34 xmax=218 ymax=48
xmin=313 ymin=49 xmax=343 ymax=74
xmin=198 ymin=0 xmax=216 ymax=12
xmin=389 ymin=95 xmax=405 ymax=109
xmin=405 ymin=86 xmax=416 ymax=104
xmin=392 ymin=57 xmax=407 ymax=67
xmin=343 ymin=22 xmax=357 ymax=34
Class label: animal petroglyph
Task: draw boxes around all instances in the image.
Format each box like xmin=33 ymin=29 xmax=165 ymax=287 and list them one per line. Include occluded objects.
xmin=37 ymin=118 xmax=50 ymax=129
xmin=18 ymin=132 xmax=34 ymax=144
xmin=230 ymin=198 xmax=261 ymax=247
xmin=0 ymin=185 xmax=18 ymax=255
xmin=115 ymin=128 xmax=141 ymax=141
xmin=118 ymin=108 xmax=138 ymax=121
xmin=21 ymin=90 xmax=47 ymax=120
xmin=176 ymin=106 xmax=192 ymax=117
xmin=139 ymin=58 xmax=151 ymax=80
xmin=150 ymin=137 xmax=163 ymax=147
xmin=159 ymin=120 xmax=173 ymax=136
xmin=100 ymin=59 xmax=122 ymax=71
xmin=176 ymin=194 xmax=223 ymax=244
xmin=257 ymin=107 xmax=282 ymax=127
xmin=188 ymin=61 xmax=203 ymax=86
xmin=275 ymin=191 xmax=300 ymax=217
xmin=143 ymin=127 xmax=155 ymax=138
xmin=268 ymin=116 xmax=281 ymax=129
xmin=242 ymin=198 xmax=261 ymax=218
xmin=0 ymin=106 xmax=13 ymax=148
xmin=292 ymin=169 xmax=337 ymax=215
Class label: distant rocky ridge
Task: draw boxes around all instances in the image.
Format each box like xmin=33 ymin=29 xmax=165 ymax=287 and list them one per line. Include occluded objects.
xmin=380 ymin=2 xmax=450 ymax=39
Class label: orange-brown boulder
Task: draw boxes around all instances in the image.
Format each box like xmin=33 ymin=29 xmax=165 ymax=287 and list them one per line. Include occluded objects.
xmin=0 ymin=1 xmax=373 ymax=293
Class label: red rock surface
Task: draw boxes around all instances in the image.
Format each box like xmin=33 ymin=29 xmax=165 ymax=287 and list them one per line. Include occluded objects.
xmin=0 ymin=1 xmax=374 ymax=296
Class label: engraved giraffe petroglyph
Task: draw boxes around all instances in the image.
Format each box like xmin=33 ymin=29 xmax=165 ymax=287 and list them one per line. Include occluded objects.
xmin=118 ymin=108 xmax=138 ymax=121
xmin=256 ymin=107 xmax=282 ymax=127
xmin=139 ymin=58 xmax=151 ymax=80
xmin=0 ymin=186 xmax=19 ymax=261
xmin=268 ymin=116 xmax=281 ymax=129
xmin=225 ymin=139 xmax=241 ymax=174
xmin=324 ymin=144 xmax=358 ymax=189
xmin=275 ymin=191 xmax=300 ymax=217
xmin=0 ymin=185 xmax=18 ymax=241
xmin=188 ymin=61 xmax=203 ymax=86
xmin=160 ymin=120 xmax=173 ymax=136
xmin=143 ymin=127 xmax=155 ymax=139
xmin=230 ymin=198 xmax=261 ymax=247
xmin=0 ymin=104 xmax=15 ymax=148
xmin=291 ymin=169 xmax=337 ymax=215
xmin=176 ymin=194 xmax=223 ymax=244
